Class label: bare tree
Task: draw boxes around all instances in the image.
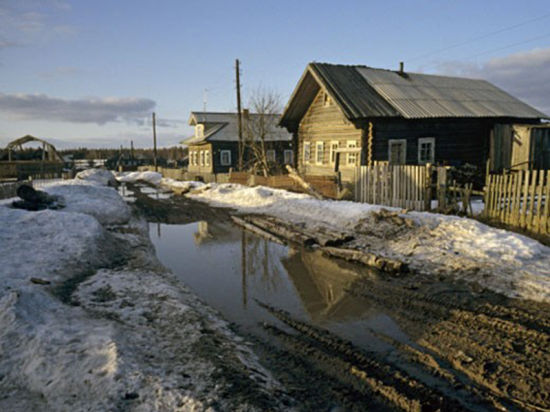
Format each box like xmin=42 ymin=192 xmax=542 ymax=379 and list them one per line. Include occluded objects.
xmin=243 ymin=88 xmax=282 ymax=177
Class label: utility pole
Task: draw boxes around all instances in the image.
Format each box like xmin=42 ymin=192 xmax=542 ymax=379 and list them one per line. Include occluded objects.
xmin=152 ymin=112 xmax=158 ymax=172
xmin=235 ymin=59 xmax=243 ymax=170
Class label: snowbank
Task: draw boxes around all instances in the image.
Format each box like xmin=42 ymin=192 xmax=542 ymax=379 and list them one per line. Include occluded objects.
xmin=45 ymin=184 xmax=130 ymax=226
xmin=116 ymin=171 xmax=162 ymax=186
xmin=0 ymin=175 xmax=287 ymax=411
xmin=76 ymin=168 xmax=117 ymax=186
xmin=160 ymin=178 xmax=205 ymax=193
xmin=187 ymin=183 xmax=550 ymax=303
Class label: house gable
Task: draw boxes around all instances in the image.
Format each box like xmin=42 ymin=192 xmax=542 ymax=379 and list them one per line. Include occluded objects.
xmin=298 ymin=88 xmax=362 ymax=178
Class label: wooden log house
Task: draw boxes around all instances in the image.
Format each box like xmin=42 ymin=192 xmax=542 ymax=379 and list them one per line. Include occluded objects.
xmin=279 ymin=63 xmax=549 ymax=181
xmin=182 ymin=111 xmax=293 ymax=180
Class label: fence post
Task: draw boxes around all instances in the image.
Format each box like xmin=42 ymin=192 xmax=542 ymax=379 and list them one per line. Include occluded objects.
xmin=424 ymin=163 xmax=432 ymax=211
xmin=437 ymin=167 xmax=447 ymax=210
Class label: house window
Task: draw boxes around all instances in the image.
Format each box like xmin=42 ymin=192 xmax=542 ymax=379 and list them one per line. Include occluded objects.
xmin=303 ymin=142 xmax=311 ymax=164
xmin=191 ymin=151 xmax=197 ymax=166
xmin=266 ymin=149 xmax=276 ymax=162
xmin=205 ymin=149 xmax=210 ymax=166
xmin=200 ymin=150 xmax=205 ymax=166
xmin=330 ymin=141 xmax=339 ymax=164
xmin=195 ymin=124 xmax=204 ymax=138
xmin=388 ymin=139 xmax=407 ymax=165
xmin=347 ymin=140 xmax=358 ymax=165
xmin=316 ymin=142 xmax=325 ymax=164
xmin=220 ymin=150 xmax=231 ymax=166
xmin=284 ymin=149 xmax=293 ymax=164
xmin=418 ymin=137 xmax=435 ymax=164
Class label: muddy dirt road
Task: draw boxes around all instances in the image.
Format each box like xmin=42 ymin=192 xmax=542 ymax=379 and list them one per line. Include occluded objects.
xmin=132 ymin=184 xmax=550 ymax=411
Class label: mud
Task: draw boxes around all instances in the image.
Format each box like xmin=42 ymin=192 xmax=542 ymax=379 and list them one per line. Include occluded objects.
xmin=136 ymin=186 xmax=550 ymax=411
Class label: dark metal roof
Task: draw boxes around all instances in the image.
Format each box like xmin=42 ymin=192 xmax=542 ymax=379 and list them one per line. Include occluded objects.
xmin=280 ymin=63 xmax=548 ymax=131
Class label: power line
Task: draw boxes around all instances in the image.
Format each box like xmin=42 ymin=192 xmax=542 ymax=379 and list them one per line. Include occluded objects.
xmin=408 ymin=11 xmax=550 ymax=62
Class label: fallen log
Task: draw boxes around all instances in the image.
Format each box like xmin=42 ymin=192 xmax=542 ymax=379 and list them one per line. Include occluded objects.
xmin=230 ymin=216 xmax=285 ymax=245
xmin=285 ymin=165 xmax=324 ymax=200
xmin=321 ymin=246 xmax=408 ymax=274
xmin=299 ymin=226 xmax=354 ymax=247
xmin=244 ymin=215 xmax=316 ymax=247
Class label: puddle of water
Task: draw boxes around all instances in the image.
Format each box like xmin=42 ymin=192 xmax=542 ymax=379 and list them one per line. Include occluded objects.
xmin=139 ymin=185 xmax=173 ymax=199
xmin=117 ymin=183 xmax=136 ymax=203
xmin=150 ymin=220 xmax=411 ymax=352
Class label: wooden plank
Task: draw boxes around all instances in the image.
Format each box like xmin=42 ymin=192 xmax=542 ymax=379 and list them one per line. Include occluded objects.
xmin=504 ymin=173 xmax=513 ymax=224
xmin=510 ymin=172 xmax=519 ymax=226
xmin=487 ymin=175 xmax=494 ymax=218
xmin=542 ymin=170 xmax=550 ymax=235
xmin=535 ymin=171 xmax=544 ymax=233
xmin=520 ymin=171 xmax=530 ymax=228
xmin=527 ymin=170 xmax=538 ymax=231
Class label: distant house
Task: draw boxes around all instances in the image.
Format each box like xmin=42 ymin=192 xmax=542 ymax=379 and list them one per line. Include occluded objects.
xmin=279 ymin=63 xmax=549 ymax=180
xmin=182 ymin=111 xmax=293 ymax=178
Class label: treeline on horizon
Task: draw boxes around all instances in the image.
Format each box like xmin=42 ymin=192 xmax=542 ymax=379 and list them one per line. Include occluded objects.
xmin=1 ymin=146 xmax=188 ymax=161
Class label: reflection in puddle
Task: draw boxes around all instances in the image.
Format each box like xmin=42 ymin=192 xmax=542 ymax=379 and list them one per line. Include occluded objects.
xmin=150 ymin=220 xmax=409 ymax=352
xmin=117 ymin=183 xmax=136 ymax=203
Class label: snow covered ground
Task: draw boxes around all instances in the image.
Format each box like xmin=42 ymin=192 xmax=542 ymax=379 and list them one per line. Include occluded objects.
xmin=169 ymin=181 xmax=549 ymax=304
xmin=0 ymin=171 xmax=287 ymax=411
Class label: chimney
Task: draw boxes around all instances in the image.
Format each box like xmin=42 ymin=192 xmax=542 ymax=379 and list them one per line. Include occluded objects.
xmin=242 ymin=108 xmax=249 ymax=119
xmin=399 ymin=61 xmax=404 ymax=73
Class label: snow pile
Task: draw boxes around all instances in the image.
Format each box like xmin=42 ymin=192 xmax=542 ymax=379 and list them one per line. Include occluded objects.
xmin=160 ymin=178 xmax=205 ymax=193
xmin=188 ymin=183 xmax=385 ymax=229
xmin=0 ymin=179 xmax=288 ymax=411
xmin=45 ymin=184 xmax=130 ymax=225
xmin=0 ymin=207 xmax=110 ymax=288
xmin=187 ymin=182 xmax=550 ymax=303
xmin=116 ymin=171 xmax=162 ymax=185
xmin=76 ymin=169 xmax=117 ymax=186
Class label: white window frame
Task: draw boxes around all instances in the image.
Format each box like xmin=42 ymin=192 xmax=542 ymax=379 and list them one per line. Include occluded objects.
xmin=191 ymin=151 xmax=197 ymax=166
xmin=330 ymin=141 xmax=339 ymax=164
xmin=205 ymin=149 xmax=210 ymax=166
xmin=199 ymin=150 xmax=205 ymax=166
xmin=303 ymin=142 xmax=311 ymax=164
xmin=220 ymin=150 xmax=231 ymax=166
xmin=283 ymin=149 xmax=293 ymax=164
xmin=266 ymin=149 xmax=276 ymax=162
xmin=347 ymin=140 xmax=358 ymax=166
xmin=417 ymin=137 xmax=435 ymax=164
xmin=316 ymin=141 xmax=325 ymax=165
xmin=388 ymin=139 xmax=407 ymax=165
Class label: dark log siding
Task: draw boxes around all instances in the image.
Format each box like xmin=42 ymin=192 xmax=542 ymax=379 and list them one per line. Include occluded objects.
xmin=298 ymin=89 xmax=362 ymax=180
xmin=370 ymin=118 xmax=497 ymax=168
xmin=189 ymin=141 xmax=292 ymax=175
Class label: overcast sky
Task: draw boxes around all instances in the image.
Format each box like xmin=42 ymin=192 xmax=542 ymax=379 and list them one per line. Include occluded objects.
xmin=1 ymin=0 xmax=549 ymax=149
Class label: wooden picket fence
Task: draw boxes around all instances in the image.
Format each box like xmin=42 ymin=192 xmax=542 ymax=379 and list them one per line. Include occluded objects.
xmin=484 ymin=170 xmax=549 ymax=235
xmin=354 ymin=164 xmax=431 ymax=211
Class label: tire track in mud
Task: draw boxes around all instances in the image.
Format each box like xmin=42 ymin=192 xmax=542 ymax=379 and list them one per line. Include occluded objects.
xmin=257 ymin=301 xmax=481 ymax=411
xmin=349 ymin=277 xmax=550 ymax=411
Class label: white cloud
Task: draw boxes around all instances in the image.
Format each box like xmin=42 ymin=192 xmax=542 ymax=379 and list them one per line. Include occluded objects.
xmin=436 ymin=47 xmax=550 ymax=115
xmin=0 ymin=0 xmax=75 ymax=49
xmin=0 ymin=93 xmax=156 ymax=125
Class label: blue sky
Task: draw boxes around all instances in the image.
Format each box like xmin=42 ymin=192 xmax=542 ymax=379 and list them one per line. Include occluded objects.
xmin=1 ymin=0 xmax=549 ymax=148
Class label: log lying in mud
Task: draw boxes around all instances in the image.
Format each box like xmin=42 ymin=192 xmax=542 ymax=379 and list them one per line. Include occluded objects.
xmin=230 ymin=216 xmax=285 ymax=245
xmin=244 ymin=216 xmax=316 ymax=247
xmin=321 ymin=246 xmax=408 ymax=274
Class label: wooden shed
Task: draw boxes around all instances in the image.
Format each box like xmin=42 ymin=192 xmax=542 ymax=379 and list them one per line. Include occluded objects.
xmin=279 ymin=63 xmax=548 ymax=181
xmin=491 ymin=123 xmax=550 ymax=171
